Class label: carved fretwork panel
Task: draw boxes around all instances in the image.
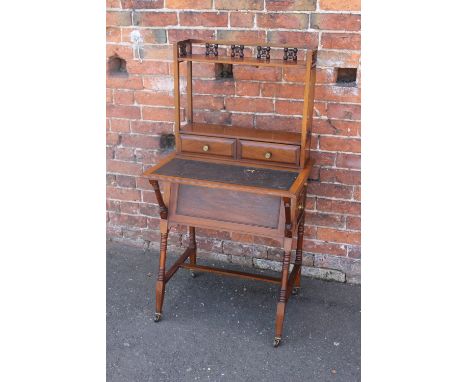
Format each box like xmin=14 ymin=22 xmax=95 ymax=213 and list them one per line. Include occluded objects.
xmin=256 ymin=46 xmax=271 ymax=60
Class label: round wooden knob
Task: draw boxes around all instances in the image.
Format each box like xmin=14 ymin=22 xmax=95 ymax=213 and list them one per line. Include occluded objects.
xmin=202 ymin=145 xmax=209 ymax=152
xmin=264 ymin=152 xmax=272 ymax=159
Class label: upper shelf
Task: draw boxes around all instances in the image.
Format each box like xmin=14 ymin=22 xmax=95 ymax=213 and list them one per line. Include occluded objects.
xmin=175 ymin=39 xmax=317 ymax=68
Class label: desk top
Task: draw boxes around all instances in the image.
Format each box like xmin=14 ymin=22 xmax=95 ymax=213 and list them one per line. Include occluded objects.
xmin=151 ymin=158 xmax=299 ymax=191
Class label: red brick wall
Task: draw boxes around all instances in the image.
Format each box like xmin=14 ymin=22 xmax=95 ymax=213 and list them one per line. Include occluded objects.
xmin=106 ymin=0 xmax=361 ymax=283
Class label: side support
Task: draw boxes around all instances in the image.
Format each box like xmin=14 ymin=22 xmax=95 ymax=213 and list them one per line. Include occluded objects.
xmin=293 ymin=186 xmax=307 ymax=293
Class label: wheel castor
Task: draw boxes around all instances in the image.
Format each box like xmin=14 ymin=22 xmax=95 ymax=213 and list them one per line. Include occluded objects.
xmin=154 ymin=313 xmax=162 ymax=322
xmin=190 ymin=271 xmax=196 ymax=278
xmin=292 ymin=287 xmax=300 ymax=295
xmin=273 ymin=337 xmax=281 ymax=348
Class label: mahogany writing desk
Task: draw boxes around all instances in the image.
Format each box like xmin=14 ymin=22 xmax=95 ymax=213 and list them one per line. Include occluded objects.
xmin=143 ymin=39 xmax=317 ymax=347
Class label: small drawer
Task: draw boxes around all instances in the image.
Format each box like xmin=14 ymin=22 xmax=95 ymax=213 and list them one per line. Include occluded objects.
xmin=180 ymin=134 xmax=235 ymax=158
xmin=239 ymin=140 xmax=300 ymax=165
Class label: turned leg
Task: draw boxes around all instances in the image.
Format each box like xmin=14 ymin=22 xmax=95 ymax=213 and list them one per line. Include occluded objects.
xmin=154 ymin=221 xmax=169 ymax=322
xmin=188 ymin=226 xmax=197 ymax=278
xmin=292 ymin=215 xmax=305 ymax=295
xmin=274 ymin=237 xmax=292 ymax=347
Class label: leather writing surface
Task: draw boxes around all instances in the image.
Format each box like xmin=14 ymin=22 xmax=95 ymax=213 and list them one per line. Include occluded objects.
xmin=153 ymin=158 xmax=298 ymax=191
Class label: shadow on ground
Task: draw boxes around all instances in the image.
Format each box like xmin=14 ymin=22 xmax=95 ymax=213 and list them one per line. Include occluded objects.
xmin=107 ymin=241 xmax=360 ymax=382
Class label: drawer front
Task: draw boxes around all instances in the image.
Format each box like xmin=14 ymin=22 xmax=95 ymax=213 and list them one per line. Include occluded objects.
xmin=180 ymin=134 xmax=235 ymax=157
xmin=239 ymin=140 xmax=300 ymax=165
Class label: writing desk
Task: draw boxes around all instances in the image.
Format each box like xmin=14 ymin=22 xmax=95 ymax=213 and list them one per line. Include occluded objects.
xmin=142 ymin=39 xmax=317 ymax=347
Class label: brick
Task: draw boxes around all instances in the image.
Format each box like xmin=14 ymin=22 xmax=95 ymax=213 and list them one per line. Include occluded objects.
xmin=275 ymin=100 xmax=303 ymax=115
xmin=106 ymin=76 xmax=144 ymax=90
xmin=347 ymin=245 xmax=361 ymax=259
xmin=314 ymin=253 xmax=360 ymax=275
xmin=321 ymin=32 xmax=361 ymax=50
xmin=125 ymin=60 xmax=170 ymax=75
xmin=217 ymin=30 xmax=266 ymax=44
xmin=235 ymin=82 xmax=260 ymax=96
xmin=313 ymin=119 xmax=360 ymax=136
xmin=303 ymin=239 xmax=346 ymax=256
xmin=305 ymin=212 xmax=345 ymax=228
xmin=307 ymin=182 xmax=353 ymax=200
xmin=316 ymin=198 xmax=360 ymax=215
xmin=107 ymin=89 xmax=113 ymax=104
xmin=107 ymin=160 xmax=141 ymax=175
xmin=313 ymin=102 xmax=327 ymax=117
xmin=107 ymin=131 xmax=120 ymax=145
xmin=142 ymin=106 xmax=177 ymax=122
xmin=261 ymin=83 xmax=305 ymax=99
xmin=231 ymin=113 xmax=254 ymax=128
xmin=346 ymin=216 xmax=360 ymax=231
xmin=256 ymin=115 xmax=302 ymax=131
xmin=134 ymin=12 xmax=178 ymax=26
xmin=320 ymin=0 xmax=360 ymax=11
xmin=320 ymin=168 xmax=360 ymax=185
xmin=107 ymin=44 xmax=133 ymax=60
xmin=143 ymin=76 xmax=174 ymax=91
xmin=310 ymin=151 xmax=336 ymax=166
xmin=193 ymin=110 xmax=231 ymax=125
xmin=353 ymin=186 xmax=360 ymax=201
xmin=134 ymin=91 xmax=173 ymax=107
xmin=223 ymin=241 xmax=268 ymax=259
xmin=109 ymin=212 xmax=147 ymax=229
xmin=215 ymin=0 xmax=264 ymax=10
xmin=131 ymin=120 xmax=173 ymax=134
xmin=116 ymin=175 xmax=137 ymax=189
xmin=107 ymin=104 xmax=141 ymax=119
xmin=168 ymin=29 xmax=216 ymax=43
xmin=316 ymin=68 xmax=337 ymax=84
xmin=121 ymin=0 xmax=164 ymax=8
xmin=120 ymin=201 xmax=139 ymax=214
xmin=326 ymin=103 xmax=360 ymax=120
xmin=141 ymin=45 xmax=172 ymax=60
xmin=110 ymin=119 xmax=130 ymax=133
xmin=257 ymin=13 xmax=309 ymax=29
xmin=319 ymin=136 xmax=360 ymax=153
xmin=253 ymin=258 xmax=282 ymax=272
xmin=193 ymin=95 xmax=225 ymax=110
xmin=336 ymin=153 xmax=360 ymax=169
xmin=317 ymin=227 xmax=360 ymax=245
xmin=230 ymin=12 xmax=255 ymax=28
xmin=193 ymin=79 xmax=235 ymax=95
xmin=121 ymin=134 xmax=160 ymax=149
xmin=107 ymin=187 xmax=141 ymax=201
xmin=265 ymin=0 xmax=316 ymax=11
xmin=192 ymin=63 xmax=217 ymax=78
xmin=106 ymin=27 xmax=121 ymax=43
xmin=107 ymin=11 xmax=132 ymax=26
xmin=315 ymin=85 xmax=360 ymax=103
xmin=114 ymin=147 xmax=135 ymax=161
xmin=283 ymin=68 xmax=307 ymax=84
xmin=233 ymin=66 xmax=281 ymax=81
xmin=225 ymin=97 xmax=274 ymax=113
xmin=166 ymin=0 xmax=212 ymax=9
xmin=310 ymin=13 xmax=361 ymax=31
xmin=114 ymin=90 xmax=134 ymax=105
xmin=107 ymin=0 xmax=122 ymax=7
xmin=301 ymin=267 xmax=345 ymax=282
xmin=267 ymin=31 xmax=318 ymax=47
xmin=179 ymin=12 xmax=228 ymax=27
xmin=317 ymin=50 xmax=360 ymax=67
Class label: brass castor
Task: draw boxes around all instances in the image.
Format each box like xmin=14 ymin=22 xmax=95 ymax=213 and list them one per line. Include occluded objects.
xmin=154 ymin=313 xmax=162 ymax=322
xmin=273 ymin=337 xmax=281 ymax=347
xmin=190 ymin=271 xmax=197 ymax=278
xmin=292 ymin=287 xmax=300 ymax=295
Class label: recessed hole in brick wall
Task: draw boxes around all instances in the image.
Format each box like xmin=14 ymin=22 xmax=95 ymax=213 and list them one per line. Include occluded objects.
xmin=215 ymin=63 xmax=233 ymax=80
xmin=336 ymin=68 xmax=357 ymax=86
xmin=160 ymin=133 xmax=175 ymax=150
xmin=108 ymin=55 xmax=128 ymax=77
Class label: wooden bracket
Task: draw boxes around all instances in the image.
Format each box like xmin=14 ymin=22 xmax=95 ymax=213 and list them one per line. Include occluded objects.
xmin=149 ymin=179 xmax=168 ymax=219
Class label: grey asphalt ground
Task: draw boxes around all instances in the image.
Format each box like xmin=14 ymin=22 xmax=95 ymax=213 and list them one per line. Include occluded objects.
xmin=107 ymin=241 xmax=361 ymax=382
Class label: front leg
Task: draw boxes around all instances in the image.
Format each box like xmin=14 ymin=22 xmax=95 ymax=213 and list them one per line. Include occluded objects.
xmin=274 ymin=237 xmax=292 ymax=347
xmin=154 ymin=220 xmax=169 ymax=322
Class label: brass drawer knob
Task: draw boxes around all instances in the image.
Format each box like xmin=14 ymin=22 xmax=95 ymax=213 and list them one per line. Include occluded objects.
xmin=264 ymin=152 xmax=272 ymax=159
xmin=202 ymin=145 xmax=209 ymax=152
